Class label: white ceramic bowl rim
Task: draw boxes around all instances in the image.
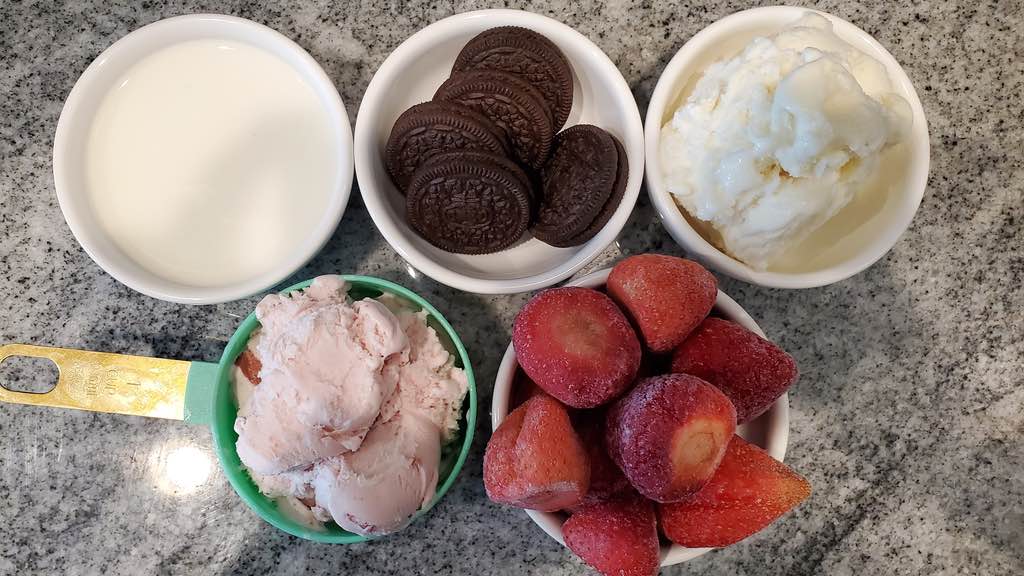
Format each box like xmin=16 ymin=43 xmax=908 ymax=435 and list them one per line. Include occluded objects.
xmin=490 ymin=267 xmax=791 ymax=566
xmin=644 ymin=6 xmax=931 ymax=289
xmin=53 ymin=14 xmax=354 ymax=304
xmin=355 ymin=9 xmax=645 ymax=294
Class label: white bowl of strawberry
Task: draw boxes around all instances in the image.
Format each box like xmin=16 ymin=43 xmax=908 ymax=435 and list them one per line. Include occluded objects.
xmin=487 ymin=254 xmax=809 ymax=573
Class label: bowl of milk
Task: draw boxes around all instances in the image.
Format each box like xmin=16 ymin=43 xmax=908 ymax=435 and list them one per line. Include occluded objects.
xmin=53 ymin=14 xmax=353 ymax=304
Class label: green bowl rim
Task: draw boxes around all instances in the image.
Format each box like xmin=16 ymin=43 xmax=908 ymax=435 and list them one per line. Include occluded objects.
xmin=209 ymin=274 xmax=478 ymax=543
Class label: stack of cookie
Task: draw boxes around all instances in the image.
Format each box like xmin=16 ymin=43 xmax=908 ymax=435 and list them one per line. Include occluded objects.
xmin=385 ymin=26 xmax=628 ymax=254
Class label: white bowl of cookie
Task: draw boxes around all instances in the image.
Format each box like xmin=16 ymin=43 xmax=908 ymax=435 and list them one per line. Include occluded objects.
xmin=355 ymin=9 xmax=643 ymax=294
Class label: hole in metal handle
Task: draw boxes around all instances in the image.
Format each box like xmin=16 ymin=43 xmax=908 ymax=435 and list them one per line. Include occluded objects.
xmin=0 ymin=356 xmax=59 ymax=394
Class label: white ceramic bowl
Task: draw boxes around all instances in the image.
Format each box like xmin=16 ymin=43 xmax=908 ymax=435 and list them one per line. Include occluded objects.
xmin=53 ymin=14 xmax=354 ymax=304
xmin=645 ymin=6 xmax=930 ymax=289
xmin=490 ymin=267 xmax=790 ymax=567
xmin=355 ymin=9 xmax=644 ymax=294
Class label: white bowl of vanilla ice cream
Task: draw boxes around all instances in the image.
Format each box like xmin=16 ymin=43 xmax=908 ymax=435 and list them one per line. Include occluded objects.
xmin=646 ymin=7 xmax=929 ymax=288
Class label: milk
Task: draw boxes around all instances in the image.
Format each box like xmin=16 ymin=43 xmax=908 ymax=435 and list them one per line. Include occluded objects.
xmin=85 ymin=39 xmax=338 ymax=288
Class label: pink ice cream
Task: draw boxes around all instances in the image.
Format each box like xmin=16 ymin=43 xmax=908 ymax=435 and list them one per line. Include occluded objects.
xmin=232 ymin=276 xmax=469 ymax=536
xmin=312 ymin=412 xmax=441 ymax=534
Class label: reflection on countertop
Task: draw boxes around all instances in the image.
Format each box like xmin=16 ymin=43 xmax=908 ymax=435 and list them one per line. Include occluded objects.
xmin=151 ymin=444 xmax=212 ymax=496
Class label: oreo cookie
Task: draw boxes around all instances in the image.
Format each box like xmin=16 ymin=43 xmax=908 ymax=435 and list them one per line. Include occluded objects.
xmin=406 ymin=152 xmax=532 ymax=254
xmin=557 ymin=135 xmax=629 ymax=247
xmin=434 ymin=70 xmax=554 ymax=170
xmin=532 ymin=125 xmax=619 ymax=246
xmin=453 ymin=26 xmax=574 ymax=131
xmin=385 ymin=101 xmax=509 ymax=191
xmin=447 ymin=150 xmax=536 ymax=207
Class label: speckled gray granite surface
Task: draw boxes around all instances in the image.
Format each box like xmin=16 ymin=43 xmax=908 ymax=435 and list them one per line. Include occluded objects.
xmin=0 ymin=0 xmax=1021 ymax=574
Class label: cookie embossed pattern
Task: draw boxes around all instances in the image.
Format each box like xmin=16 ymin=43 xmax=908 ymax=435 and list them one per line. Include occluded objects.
xmin=454 ymin=26 xmax=575 ymax=129
xmin=435 ymin=70 xmax=555 ymax=169
xmin=406 ymin=154 xmax=534 ymax=254
xmin=386 ymin=102 xmax=509 ymax=189
xmin=533 ymin=126 xmax=627 ymax=247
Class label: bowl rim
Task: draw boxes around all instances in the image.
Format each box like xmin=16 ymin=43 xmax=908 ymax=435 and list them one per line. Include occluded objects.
xmin=354 ymin=8 xmax=644 ymax=295
xmin=209 ymin=274 xmax=478 ymax=543
xmin=644 ymin=5 xmax=931 ymax=289
xmin=490 ymin=266 xmax=790 ymax=566
xmin=52 ymin=13 xmax=355 ymax=305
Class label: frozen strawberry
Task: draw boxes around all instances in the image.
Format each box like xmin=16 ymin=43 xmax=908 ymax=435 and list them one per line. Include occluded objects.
xmin=607 ymin=254 xmax=717 ymax=353
xmin=606 ymin=374 xmax=736 ymax=503
xmin=235 ymin=349 xmax=262 ymax=384
xmin=563 ymin=497 xmax=660 ymax=576
xmin=658 ymin=435 xmax=810 ymax=547
xmin=670 ymin=317 xmax=798 ymax=423
xmin=513 ymin=287 xmax=641 ymax=408
xmin=484 ymin=395 xmax=590 ymax=511
xmin=566 ymin=410 xmax=632 ymax=512
xmin=510 ymin=369 xmax=549 ymax=410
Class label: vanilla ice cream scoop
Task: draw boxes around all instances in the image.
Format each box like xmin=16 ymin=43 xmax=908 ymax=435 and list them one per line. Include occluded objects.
xmin=660 ymin=13 xmax=911 ymax=270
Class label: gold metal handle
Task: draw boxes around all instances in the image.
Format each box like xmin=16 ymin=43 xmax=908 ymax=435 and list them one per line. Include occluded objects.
xmin=0 ymin=343 xmax=192 ymax=420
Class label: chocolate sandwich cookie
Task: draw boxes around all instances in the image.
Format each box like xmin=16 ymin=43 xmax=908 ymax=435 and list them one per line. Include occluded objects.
xmin=434 ymin=70 xmax=554 ymax=170
xmin=406 ymin=152 xmax=532 ymax=254
xmin=444 ymin=149 xmax=536 ymax=207
xmin=385 ymin=101 xmax=509 ymax=191
xmin=453 ymin=26 xmax=574 ymax=131
xmin=532 ymin=125 xmax=619 ymax=246
xmin=557 ymin=135 xmax=629 ymax=247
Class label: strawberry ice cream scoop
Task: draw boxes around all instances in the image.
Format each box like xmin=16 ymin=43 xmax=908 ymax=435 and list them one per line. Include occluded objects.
xmin=232 ymin=276 xmax=469 ymax=536
xmin=312 ymin=411 xmax=441 ymax=535
xmin=235 ymin=276 xmax=408 ymax=474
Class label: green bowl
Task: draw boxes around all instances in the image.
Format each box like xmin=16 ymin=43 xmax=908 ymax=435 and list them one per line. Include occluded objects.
xmin=209 ymin=275 xmax=477 ymax=543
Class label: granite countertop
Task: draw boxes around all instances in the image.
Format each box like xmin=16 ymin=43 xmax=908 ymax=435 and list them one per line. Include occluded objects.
xmin=1 ymin=1 xmax=1021 ymax=575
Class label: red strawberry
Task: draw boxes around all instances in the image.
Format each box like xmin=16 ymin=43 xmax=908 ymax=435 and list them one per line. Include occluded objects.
xmin=658 ymin=435 xmax=811 ymax=548
xmin=513 ymin=287 xmax=641 ymax=408
xmin=484 ymin=395 xmax=590 ymax=511
xmin=606 ymin=374 xmax=736 ymax=503
xmin=563 ymin=497 xmax=660 ymax=576
xmin=566 ymin=410 xmax=633 ymax=512
xmin=670 ymin=317 xmax=798 ymax=423
xmin=235 ymin=349 xmax=262 ymax=384
xmin=607 ymin=254 xmax=717 ymax=353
